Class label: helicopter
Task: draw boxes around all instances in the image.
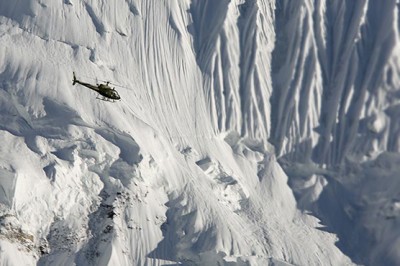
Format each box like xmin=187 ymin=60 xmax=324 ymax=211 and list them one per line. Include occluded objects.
xmin=72 ymin=72 xmax=121 ymax=102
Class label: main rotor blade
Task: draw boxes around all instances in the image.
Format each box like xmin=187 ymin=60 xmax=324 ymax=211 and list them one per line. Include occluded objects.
xmin=77 ymin=75 xmax=130 ymax=90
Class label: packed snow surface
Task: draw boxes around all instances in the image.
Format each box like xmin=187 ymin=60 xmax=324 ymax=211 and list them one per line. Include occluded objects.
xmin=0 ymin=0 xmax=399 ymax=265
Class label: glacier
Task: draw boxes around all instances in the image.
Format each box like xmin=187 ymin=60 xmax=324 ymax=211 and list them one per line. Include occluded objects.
xmin=0 ymin=0 xmax=399 ymax=265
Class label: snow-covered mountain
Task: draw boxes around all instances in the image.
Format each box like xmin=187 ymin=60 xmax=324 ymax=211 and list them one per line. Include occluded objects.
xmin=0 ymin=0 xmax=399 ymax=265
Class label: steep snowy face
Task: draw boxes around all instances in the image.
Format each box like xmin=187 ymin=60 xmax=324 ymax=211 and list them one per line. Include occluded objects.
xmin=189 ymin=0 xmax=275 ymax=140
xmin=270 ymin=1 xmax=400 ymax=165
xmin=0 ymin=0 xmax=398 ymax=265
xmin=184 ymin=1 xmax=400 ymax=263
xmin=268 ymin=1 xmax=400 ymax=265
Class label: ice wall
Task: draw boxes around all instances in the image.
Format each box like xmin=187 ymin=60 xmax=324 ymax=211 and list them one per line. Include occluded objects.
xmin=269 ymin=0 xmax=400 ymax=165
xmin=269 ymin=1 xmax=400 ymax=264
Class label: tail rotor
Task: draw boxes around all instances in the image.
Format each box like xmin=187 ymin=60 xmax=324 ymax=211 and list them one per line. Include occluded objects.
xmin=72 ymin=72 xmax=77 ymax=85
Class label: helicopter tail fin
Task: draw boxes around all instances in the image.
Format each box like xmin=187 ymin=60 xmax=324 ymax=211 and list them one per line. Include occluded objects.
xmin=72 ymin=72 xmax=77 ymax=85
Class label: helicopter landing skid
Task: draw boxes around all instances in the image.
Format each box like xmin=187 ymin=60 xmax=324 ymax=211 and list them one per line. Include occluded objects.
xmin=96 ymin=96 xmax=120 ymax=102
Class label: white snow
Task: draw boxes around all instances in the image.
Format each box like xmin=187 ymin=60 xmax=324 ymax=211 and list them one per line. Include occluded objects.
xmin=0 ymin=0 xmax=399 ymax=265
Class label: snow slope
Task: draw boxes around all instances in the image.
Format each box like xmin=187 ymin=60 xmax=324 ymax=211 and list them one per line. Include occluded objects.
xmin=0 ymin=0 xmax=399 ymax=265
xmin=269 ymin=1 xmax=400 ymax=265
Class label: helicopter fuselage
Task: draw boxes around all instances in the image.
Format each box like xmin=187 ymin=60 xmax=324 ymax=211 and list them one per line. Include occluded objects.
xmin=73 ymin=78 xmax=121 ymax=101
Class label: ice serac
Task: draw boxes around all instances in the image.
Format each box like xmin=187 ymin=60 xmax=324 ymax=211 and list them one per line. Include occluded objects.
xmin=0 ymin=0 xmax=398 ymax=265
